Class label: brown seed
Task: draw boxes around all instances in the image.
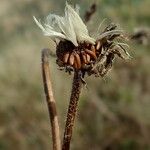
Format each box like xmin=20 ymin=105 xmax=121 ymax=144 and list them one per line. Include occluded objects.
xmin=74 ymin=52 xmax=81 ymax=69
xmin=63 ymin=52 xmax=70 ymax=63
xmin=91 ymin=45 xmax=96 ymax=54
xmin=81 ymin=51 xmax=87 ymax=64
xmin=69 ymin=52 xmax=75 ymax=66
xmin=86 ymin=54 xmax=91 ymax=63
xmin=73 ymin=60 xmax=78 ymax=69
xmin=96 ymin=41 xmax=101 ymax=50
xmin=85 ymin=49 xmax=97 ymax=59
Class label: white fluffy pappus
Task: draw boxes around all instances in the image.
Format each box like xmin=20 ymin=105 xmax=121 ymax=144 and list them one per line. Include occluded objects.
xmin=33 ymin=2 xmax=96 ymax=46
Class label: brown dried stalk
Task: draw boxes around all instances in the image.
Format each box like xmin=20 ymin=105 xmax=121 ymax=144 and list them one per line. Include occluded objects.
xmin=62 ymin=70 xmax=82 ymax=150
xmin=84 ymin=3 xmax=97 ymax=23
xmin=41 ymin=48 xmax=61 ymax=150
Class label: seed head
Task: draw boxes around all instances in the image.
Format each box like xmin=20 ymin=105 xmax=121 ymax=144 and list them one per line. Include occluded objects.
xmin=34 ymin=3 xmax=130 ymax=78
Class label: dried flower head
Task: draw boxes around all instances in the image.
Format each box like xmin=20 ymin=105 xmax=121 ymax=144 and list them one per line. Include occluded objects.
xmin=34 ymin=2 xmax=130 ymax=78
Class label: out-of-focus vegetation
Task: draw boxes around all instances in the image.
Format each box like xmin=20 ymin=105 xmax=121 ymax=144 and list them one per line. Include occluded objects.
xmin=0 ymin=0 xmax=150 ymax=149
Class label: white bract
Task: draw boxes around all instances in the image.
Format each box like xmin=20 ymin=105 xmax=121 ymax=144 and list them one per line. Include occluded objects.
xmin=33 ymin=2 xmax=96 ymax=46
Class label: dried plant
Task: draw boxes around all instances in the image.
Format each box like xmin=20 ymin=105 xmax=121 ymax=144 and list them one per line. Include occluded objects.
xmin=34 ymin=2 xmax=130 ymax=150
xmin=56 ymin=23 xmax=130 ymax=78
xmin=41 ymin=49 xmax=61 ymax=150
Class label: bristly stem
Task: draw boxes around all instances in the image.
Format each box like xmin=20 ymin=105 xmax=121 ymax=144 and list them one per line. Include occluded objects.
xmin=41 ymin=49 xmax=61 ymax=150
xmin=62 ymin=70 xmax=82 ymax=150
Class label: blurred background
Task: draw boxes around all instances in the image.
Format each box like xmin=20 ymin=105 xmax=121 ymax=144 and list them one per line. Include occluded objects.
xmin=0 ymin=0 xmax=150 ymax=149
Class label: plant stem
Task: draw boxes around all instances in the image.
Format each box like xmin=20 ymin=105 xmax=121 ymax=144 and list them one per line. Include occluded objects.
xmin=41 ymin=48 xmax=61 ymax=150
xmin=62 ymin=70 xmax=82 ymax=150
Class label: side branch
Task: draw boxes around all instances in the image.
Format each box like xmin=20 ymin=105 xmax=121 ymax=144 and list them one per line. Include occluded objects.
xmin=62 ymin=70 xmax=82 ymax=150
xmin=84 ymin=3 xmax=97 ymax=23
xmin=41 ymin=48 xmax=61 ymax=150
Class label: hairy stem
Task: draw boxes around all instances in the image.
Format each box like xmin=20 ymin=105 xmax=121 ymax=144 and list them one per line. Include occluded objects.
xmin=62 ymin=70 xmax=82 ymax=150
xmin=41 ymin=49 xmax=61 ymax=150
